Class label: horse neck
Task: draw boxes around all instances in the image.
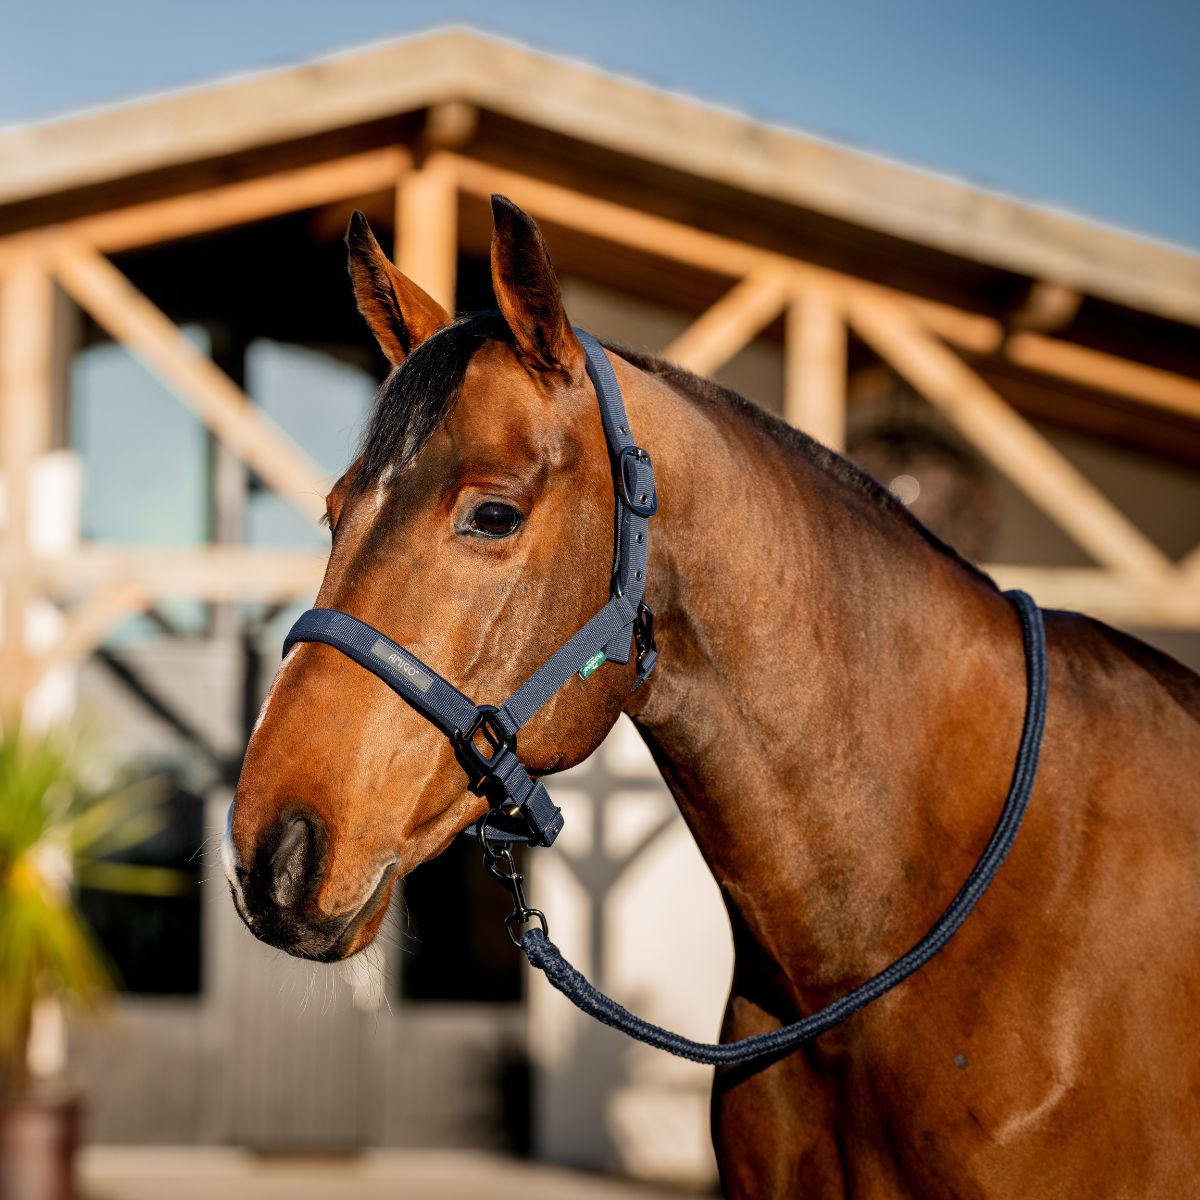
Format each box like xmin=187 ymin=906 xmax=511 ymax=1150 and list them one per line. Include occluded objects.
xmin=623 ymin=366 xmax=1028 ymax=1004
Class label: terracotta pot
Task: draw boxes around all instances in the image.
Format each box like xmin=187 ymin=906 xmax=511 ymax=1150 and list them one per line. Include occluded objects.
xmin=0 ymin=1089 xmax=80 ymax=1200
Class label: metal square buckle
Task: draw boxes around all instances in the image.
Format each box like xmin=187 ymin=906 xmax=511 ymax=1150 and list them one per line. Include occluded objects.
xmin=454 ymin=705 xmax=516 ymax=787
xmin=616 ymin=446 xmax=658 ymax=517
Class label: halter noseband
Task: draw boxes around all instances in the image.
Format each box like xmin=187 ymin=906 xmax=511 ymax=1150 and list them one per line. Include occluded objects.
xmin=282 ymin=329 xmax=657 ymax=849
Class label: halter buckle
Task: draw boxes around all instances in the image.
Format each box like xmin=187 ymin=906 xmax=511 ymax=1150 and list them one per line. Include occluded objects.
xmin=616 ymin=446 xmax=658 ymax=517
xmin=634 ymin=602 xmax=657 ymax=675
xmin=454 ymin=705 xmax=516 ymax=788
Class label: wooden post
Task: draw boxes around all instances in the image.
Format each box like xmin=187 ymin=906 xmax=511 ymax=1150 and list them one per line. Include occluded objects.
xmin=785 ymin=287 xmax=847 ymax=450
xmin=395 ymin=152 xmax=458 ymax=312
xmin=0 ymin=253 xmax=54 ymax=710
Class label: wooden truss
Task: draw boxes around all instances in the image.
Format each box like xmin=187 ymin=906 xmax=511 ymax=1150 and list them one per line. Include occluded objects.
xmin=1 ymin=143 xmax=1197 ymax=709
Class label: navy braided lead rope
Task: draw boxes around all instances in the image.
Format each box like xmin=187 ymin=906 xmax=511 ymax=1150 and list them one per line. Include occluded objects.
xmin=519 ymin=589 xmax=1048 ymax=1067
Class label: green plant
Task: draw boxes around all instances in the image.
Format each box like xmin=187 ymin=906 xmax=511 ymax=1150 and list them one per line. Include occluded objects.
xmin=0 ymin=722 xmax=190 ymax=1097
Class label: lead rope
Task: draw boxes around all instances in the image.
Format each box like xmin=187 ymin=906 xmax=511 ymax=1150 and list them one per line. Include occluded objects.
xmin=488 ymin=589 xmax=1048 ymax=1066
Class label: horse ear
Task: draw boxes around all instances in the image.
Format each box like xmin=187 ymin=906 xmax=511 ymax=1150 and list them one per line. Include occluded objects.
xmin=346 ymin=211 xmax=450 ymax=366
xmin=490 ymin=195 xmax=584 ymax=378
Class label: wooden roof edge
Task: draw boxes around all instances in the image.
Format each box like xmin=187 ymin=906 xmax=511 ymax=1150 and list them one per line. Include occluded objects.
xmin=2 ymin=26 xmax=1198 ymax=328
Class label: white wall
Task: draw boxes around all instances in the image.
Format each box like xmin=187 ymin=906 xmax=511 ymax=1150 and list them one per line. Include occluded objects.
xmin=532 ymin=718 xmax=732 ymax=1187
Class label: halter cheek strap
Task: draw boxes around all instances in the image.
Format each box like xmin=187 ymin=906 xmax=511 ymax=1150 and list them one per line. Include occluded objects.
xmin=282 ymin=329 xmax=657 ymax=849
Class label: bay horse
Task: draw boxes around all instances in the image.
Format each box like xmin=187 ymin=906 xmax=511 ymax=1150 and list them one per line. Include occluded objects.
xmin=225 ymin=196 xmax=1200 ymax=1196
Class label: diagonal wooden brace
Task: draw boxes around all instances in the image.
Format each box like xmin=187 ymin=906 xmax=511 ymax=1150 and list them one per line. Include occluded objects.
xmin=50 ymin=236 xmax=332 ymax=525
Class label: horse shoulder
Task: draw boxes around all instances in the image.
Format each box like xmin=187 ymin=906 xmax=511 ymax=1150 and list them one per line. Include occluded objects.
xmin=854 ymin=608 xmax=1200 ymax=1195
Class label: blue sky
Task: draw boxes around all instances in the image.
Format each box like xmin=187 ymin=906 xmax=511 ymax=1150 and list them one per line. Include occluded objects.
xmin=3 ymin=1 xmax=1198 ymax=250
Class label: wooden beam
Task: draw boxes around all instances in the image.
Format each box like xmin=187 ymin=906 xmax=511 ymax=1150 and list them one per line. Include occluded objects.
xmin=11 ymin=545 xmax=326 ymax=603
xmin=452 ymin=153 xmax=778 ymax=280
xmin=986 ymin=566 xmax=1200 ymax=629
xmin=18 ymin=145 xmax=1189 ymax=429
xmin=50 ymin=237 xmax=331 ymax=524
xmin=453 ymin=156 xmax=1008 ymax=356
xmin=68 ymin=148 xmax=410 ymax=254
xmin=423 ymin=101 xmax=479 ymax=150
xmin=451 ymin=156 xmax=1200 ymax=425
xmin=449 ymin=156 xmax=1200 ymax=427
xmin=662 ymin=267 xmax=789 ymax=375
xmin=2 ymin=31 xmax=1197 ymax=329
xmin=1009 ymin=282 xmax=1082 ymax=333
xmin=1005 ymin=333 xmax=1200 ymax=423
xmin=395 ymin=152 xmax=458 ymax=312
xmin=785 ymin=287 xmax=847 ymax=450
xmin=39 ymin=582 xmax=151 ymax=673
xmin=15 ymin=550 xmax=1197 ymax=635
xmin=908 ymin=301 xmax=1002 ymax=355
xmin=450 ymin=155 xmax=1010 ymax=356
xmin=847 ymin=290 xmax=1174 ymax=580
xmin=1179 ymin=542 xmax=1200 ymax=582
xmin=0 ymin=253 xmax=55 ymax=709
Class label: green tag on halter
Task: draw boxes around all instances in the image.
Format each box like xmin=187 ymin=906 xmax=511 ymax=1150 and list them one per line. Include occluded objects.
xmin=578 ymin=650 xmax=607 ymax=680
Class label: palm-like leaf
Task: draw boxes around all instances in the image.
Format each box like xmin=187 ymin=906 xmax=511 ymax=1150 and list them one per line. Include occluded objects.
xmin=0 ymin=723 xmax=193 ymax=1097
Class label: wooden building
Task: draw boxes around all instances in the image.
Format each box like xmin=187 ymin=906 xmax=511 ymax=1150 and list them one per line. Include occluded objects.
xmin=1 ymin=28 xmax=1197 ymax=1184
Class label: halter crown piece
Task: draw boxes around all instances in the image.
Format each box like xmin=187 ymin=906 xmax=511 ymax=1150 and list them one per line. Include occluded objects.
xmin=283 ymin=329 xmax=657 ymax=849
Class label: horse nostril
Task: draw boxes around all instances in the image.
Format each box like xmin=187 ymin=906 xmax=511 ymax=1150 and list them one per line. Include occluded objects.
xmin=269 ymin=814 xmax=319 ymax=909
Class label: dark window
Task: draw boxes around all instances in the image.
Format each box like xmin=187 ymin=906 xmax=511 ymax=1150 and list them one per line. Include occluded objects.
xmin=396 ymin=836 xmax=522 ymax=1003
xmin=77 ymin=782 xmax=204 ymax=996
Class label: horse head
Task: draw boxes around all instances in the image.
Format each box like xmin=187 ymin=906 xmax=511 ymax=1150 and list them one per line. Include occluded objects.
xmin=224 ymin=198 xmax=656 ymax=960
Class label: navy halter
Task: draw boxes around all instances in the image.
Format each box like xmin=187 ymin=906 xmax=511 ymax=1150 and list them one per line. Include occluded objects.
xmin=283 ymin=329 xmax=657 ymax=849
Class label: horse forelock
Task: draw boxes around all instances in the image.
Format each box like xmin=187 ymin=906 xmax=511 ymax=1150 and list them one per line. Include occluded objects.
xmin=353 ymin=310 xmax=514 ymax=492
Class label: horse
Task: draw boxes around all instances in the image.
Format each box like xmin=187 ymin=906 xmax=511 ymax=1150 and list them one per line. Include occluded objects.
xmin=224 ymin=195 xmax=1200 ymax=1197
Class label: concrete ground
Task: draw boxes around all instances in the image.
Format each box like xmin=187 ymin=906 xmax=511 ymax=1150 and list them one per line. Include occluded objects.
xmin=79 ymin=1148 xmax=715 ymax=1200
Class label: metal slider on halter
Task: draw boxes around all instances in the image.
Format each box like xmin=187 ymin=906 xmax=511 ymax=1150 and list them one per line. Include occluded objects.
xmin=281 ymin=329 xmax=658 ymax=856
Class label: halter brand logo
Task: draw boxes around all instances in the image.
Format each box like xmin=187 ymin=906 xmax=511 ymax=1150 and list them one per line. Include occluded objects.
xmin=369 ymin=639 xmax=434 ymax=693
xmin=578 ymin=649 xmax=607 ymax=680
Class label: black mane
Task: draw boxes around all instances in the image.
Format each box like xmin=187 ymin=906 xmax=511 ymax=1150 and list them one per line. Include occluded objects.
xmin=352 ymin=315 xmax=992 ymax=585
xmin=353 ymin=310 xmax=513 ymax=490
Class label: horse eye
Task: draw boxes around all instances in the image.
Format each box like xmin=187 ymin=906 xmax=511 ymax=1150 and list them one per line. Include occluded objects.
xmin=470 ymin=502 xmax=522 ymax=538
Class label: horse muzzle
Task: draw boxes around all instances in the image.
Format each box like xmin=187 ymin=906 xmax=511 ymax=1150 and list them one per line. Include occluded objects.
xmin=223 ymin=806 xmax=395 ymax=961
